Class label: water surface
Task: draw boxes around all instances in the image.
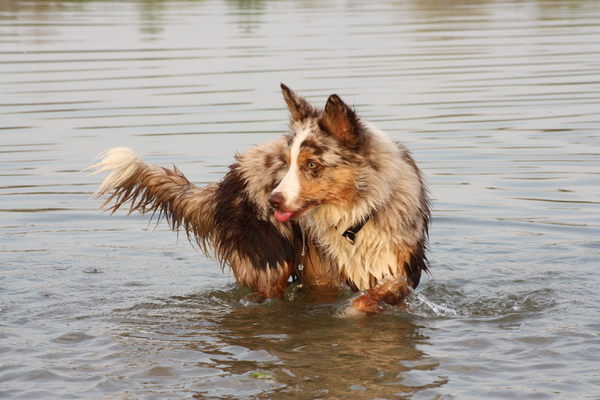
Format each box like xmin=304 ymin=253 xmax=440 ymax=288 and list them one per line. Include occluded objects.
xmin=1 ymin=0 xmax=600 ymax=399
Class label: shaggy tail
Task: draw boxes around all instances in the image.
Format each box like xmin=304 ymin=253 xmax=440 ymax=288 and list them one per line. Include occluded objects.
xmin=87 ymin=147 xmax=297 ymax=298
xmin=86 ymin=147 xmax=217 ymax=250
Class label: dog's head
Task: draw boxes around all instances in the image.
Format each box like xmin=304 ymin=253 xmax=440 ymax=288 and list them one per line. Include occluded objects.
xmin=268 ymin=84 xmax=368 ymax=223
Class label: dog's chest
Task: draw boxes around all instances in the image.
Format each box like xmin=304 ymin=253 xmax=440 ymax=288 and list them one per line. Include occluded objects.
xmin=314 ymin=221 xmax=401 ymax=291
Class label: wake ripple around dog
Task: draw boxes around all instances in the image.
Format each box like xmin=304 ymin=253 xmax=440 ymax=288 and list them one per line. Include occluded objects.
xmin=405 ymin=282 xmax=557 ymax=319
xmin=404 ymin=291 xmax=459 ymax=317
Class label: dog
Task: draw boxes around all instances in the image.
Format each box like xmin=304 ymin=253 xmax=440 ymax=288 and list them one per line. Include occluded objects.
xmin=88 ymin=84 xmax=430 ymax=314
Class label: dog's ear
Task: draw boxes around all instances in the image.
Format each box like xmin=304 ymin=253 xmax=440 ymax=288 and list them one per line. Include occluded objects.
xmin=320 ymin=94 xmax=360 ymax=148
xmin=281 ymin=83 xmax=313 ymax=121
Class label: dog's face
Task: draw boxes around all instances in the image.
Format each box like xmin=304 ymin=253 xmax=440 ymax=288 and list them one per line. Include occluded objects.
xmin=268 ymin=85 xmax=364 ymax=222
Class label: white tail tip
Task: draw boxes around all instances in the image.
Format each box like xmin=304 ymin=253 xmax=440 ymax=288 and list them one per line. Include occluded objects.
xmin=85 ymin=147 xmax=142 ymax=197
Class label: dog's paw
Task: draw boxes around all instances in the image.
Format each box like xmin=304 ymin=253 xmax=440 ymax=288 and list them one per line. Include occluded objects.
xmin=350 ymin=293 xmax=384 ymax=315
xmin=239 ymin=293 xmax=266 ymax=306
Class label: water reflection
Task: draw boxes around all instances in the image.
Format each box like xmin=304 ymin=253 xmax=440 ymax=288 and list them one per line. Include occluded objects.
xmin=138 ymin=0 xmax=168 ymax=37
xmin=112 ymin=288 xmax=443 ymax=399
xmin=226 ymin=0 xmax=267 ymax=34
xmin=6 ymin=0 xmax=600 ymax=26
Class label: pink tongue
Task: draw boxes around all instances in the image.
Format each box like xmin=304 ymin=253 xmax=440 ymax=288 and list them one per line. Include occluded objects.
xmin=274 ymin=210 xmax=294 ymax=223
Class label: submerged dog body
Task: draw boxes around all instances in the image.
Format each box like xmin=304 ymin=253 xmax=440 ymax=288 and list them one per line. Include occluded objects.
xmin=89 ymin=84 xmax=430 ymax=313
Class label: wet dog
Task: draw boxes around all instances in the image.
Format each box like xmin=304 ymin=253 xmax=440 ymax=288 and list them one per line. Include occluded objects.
xmin=88 ymin=84 xmax=430 ymax=314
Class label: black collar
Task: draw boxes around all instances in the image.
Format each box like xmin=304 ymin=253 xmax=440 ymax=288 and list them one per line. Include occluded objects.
xmin=342 ymin=216 xmax=370 ymax=245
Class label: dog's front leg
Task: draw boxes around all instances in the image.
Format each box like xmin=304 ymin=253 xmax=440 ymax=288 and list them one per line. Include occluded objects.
xmin=351 ymin=275 xmax=411 ymax=315
xmin=232 ymin=259 xmax=295 ymax=302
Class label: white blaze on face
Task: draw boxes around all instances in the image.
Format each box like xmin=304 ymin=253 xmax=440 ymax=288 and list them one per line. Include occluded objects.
xmin=271 ymin=126 xmax=312 ymax=213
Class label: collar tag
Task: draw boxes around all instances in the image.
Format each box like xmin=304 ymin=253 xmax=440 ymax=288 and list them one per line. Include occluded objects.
xmin=341 ymin=216 xmax=370 ymax=246
xmin=342 ymin=230 xmax=357 ymax=245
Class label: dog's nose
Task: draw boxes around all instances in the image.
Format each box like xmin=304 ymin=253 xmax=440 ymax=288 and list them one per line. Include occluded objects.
xmin=268 ymin=192 xmax=284 ymax=209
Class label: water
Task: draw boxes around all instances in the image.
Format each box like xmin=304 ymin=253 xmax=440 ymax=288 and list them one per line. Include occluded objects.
xmin=1 ymin=0 xmax=599 ymax=398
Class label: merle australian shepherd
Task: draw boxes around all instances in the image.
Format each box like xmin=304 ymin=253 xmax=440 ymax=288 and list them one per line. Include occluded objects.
xmin=89 ymin=84 xmax=430 ymax=315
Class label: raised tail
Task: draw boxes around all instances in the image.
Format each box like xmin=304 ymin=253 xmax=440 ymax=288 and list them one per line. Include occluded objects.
xmin=86 ymin=147 xmax=297 ymax=298
xmin=86 ymin=147 xmax=217 ymax=251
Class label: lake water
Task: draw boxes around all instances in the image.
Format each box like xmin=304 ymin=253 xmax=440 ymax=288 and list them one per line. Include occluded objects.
xmin=1 ymin=0 xmax=600 ymax=399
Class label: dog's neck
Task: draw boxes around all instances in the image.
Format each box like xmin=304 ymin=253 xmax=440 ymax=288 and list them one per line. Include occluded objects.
xmin=306 ymin=203 xmax=374 ymax=246
xmin=341 ymin=216 xmax=370 ymax=245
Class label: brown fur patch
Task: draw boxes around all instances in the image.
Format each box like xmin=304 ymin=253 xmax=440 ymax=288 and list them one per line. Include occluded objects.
xmin=293 ymin=147 xmax=357 ymax=210
xmin=300 ymin=138 xmax=326 ymax=156
xmin=295 ymin=236 xmax=341 ymax=288
xmin=319 ymin=94 xmax=361 ymax=148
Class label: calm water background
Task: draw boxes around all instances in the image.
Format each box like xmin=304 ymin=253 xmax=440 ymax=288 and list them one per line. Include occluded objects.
xmin=1 ymin=0 xmax=600 ymax=399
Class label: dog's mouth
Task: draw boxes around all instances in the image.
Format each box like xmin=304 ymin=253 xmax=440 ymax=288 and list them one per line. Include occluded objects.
xmin=272 ymin=201 xmax=317 ymax=223
xmin=274 ymin=210 xmax=295 ymax=223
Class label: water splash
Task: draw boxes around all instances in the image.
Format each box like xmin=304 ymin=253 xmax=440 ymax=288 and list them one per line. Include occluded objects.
xmin=412 ymin=281 xmax=557 ymax=319
xmin=406 ymin=291 xmax=459 ymax=318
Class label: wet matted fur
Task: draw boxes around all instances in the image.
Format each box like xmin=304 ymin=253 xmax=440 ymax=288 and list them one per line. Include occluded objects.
xmin=88 ymin=84 xmax=430 ymax=314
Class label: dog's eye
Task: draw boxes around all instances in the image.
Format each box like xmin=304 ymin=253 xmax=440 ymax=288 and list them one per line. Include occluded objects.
xmin=307 ymin=161 xmax=317 ymax=169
